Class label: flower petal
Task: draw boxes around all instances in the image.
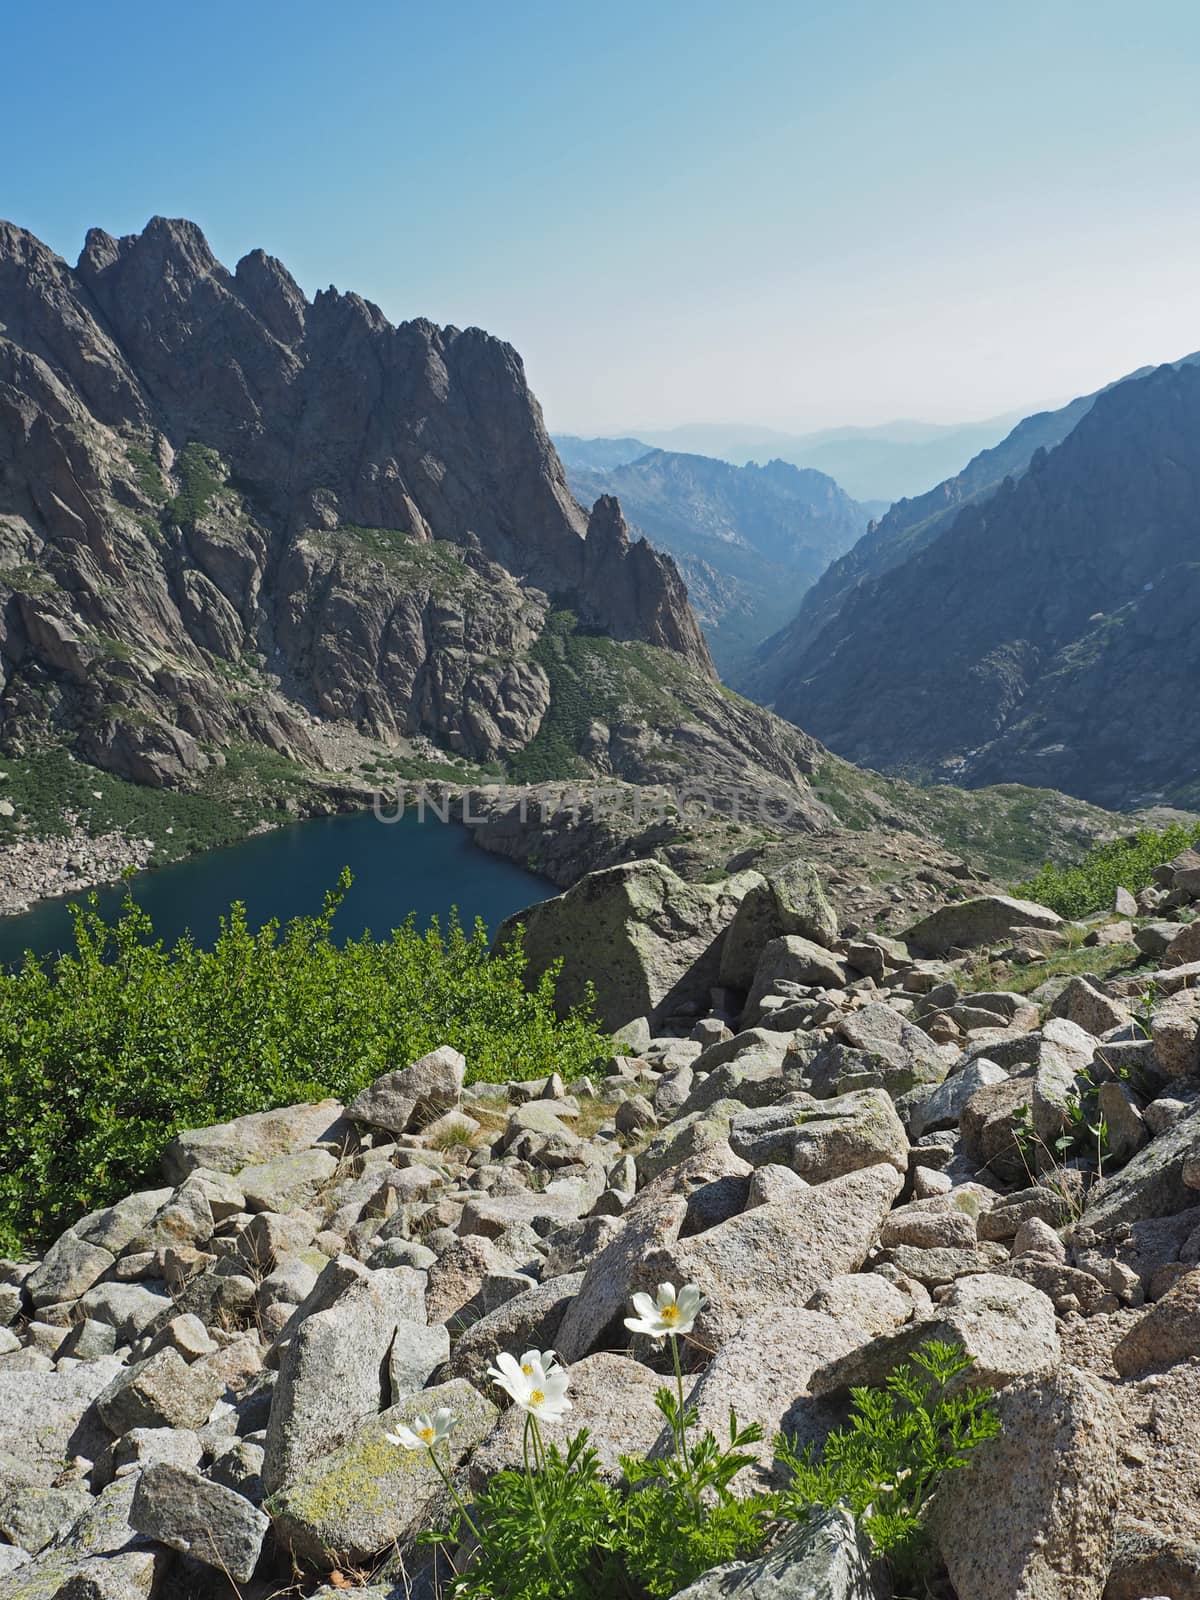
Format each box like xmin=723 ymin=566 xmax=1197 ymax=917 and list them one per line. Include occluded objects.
xmin=629 ymin=1292 xmax=657 ymax=1320
xmin=656 ymin=1282 xmax=678 ymax=1308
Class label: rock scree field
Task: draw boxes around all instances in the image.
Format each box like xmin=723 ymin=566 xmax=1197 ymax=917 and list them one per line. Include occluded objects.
xmin=2 ymin=844 xmax=1200 ymax=1599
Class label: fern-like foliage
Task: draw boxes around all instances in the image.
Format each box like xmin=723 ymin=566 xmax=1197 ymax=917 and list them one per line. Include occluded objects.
xmin=775 ymin=1339 xmax=1000 ymax=1589
xmin=441 ymin=1430 xmax=626 ymax=1600
xmin=619 ymin=1396 xmax=772 ymax=1598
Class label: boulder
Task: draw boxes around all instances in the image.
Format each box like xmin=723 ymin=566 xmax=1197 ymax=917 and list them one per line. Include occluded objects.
xmin=1151 ymin=990 xmax=1200 ymax=1078
xmin=0 ymin=1478 xmax=162 ymax=1600
xmin=270 ymin=1378 xmax=496 ymax=1568
xmin=96 ymin=1348 xmax=224 ymax=1436
xmin=470 ymin=1353 xmax=663 ymax=1488
xmin=237 ymin=1147 xmax=338 ymax=1213
xmin=825 ymin=1003 xmax=949 ymax=1096
xmin=930 ymin=1367 xmax=1119 ymax=1600
xmin=745 ymin=937 xmax=851 ymax=1020
xmin=901 ymin=1056 xmax=1008 ymax=1139
xmin=388 ymin=1321 xmax=451 ymax=1396
xmin=129 ymin=1463 xmax=269 ymax=1583
xmin=26 ymin=1233 xmax=115 ymax=1309
xmin=95 ymin=1426 xmax=205 ymax=1488
xmin=635 ymin=1100 xmax=747 ymax=1184
xmin=1049 ymin=976 xmax=1130 ymax=1037
xmin=729 ymin=1090 xmax=908 ymax=1182
xmin=1165 ymin=921 xmax=1200 ymax=968
xmin=807 ymin=1273 xmax=913 ymax=1337
xmin=1080 ymin=1102 xmax=1200 ymax=1231
xmin=675 ymin=1308 xmax=869 ymax=1485
xmin=0 ymin=1359 xmax=122 ymax=1482
xmin=1113 ymin=1267 xmax=1200 ymax=1376
xmin=1106 ymin=1518 xmax=1200 ymax=1600
xmin=347 ymin=1046 xmax=467 ymax=1134
xmin=264 ymin=1268 xmax=428 ymax=1494
xmin=719 ymin=861 xmax=838 ymax=988
xmin=446 ymin=1272 xmax=583 ymax=1379
xmin=77 ymin=1282 xmax=172 ymax=1343
xmin=162 ymin=1099 xmax=348 ymax=1182
xmin=878 ymin=1201 xmax=979 ymax=1251
xmin=667 ymin=1503 xmax=877 ymax=1599
xmin=0 ymin=1485 xmax=93 ymax=1555
xmin=811 ymin=1274 xmax=1059 ymax=1396
xmin=555 ymin=1193 xmax=690 ymax=1362
xmin=633 ymin=1162 xmax=904 ymax=1352
xmin=496 ymin=860 xmax=757 ymax=1030
xmin=905 ymin=895 xmax=1062 ymax=956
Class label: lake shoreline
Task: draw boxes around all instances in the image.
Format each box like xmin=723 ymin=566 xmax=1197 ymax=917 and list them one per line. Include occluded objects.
xmin=0 ymin=819 xmax=156 ymax=918
xmin=0 ymin=802 xmax=556 ymax=970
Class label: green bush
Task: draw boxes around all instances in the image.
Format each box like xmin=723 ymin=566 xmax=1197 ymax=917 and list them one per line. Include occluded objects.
xmin=165 ymin=441 xmax=224 ymax=526
xmin=776 ymin=1339 xmax=1000 ymax=1588
xmin=0 ymin=871 xmax=609 ymax=1254
xmin=1014 ymin=819 xmax=1200 ymax=919
xmin=417 ymin=1339 xmax=997 ymax=1600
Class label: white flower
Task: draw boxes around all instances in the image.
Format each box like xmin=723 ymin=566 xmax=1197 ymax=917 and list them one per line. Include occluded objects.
xmin=385 ymin=1407 xmax=456 ymax=1451
xmin=487 ymin=1350 xmax=573 ymax=1422
xmin=624 ymin=1281 xmax=703 ymax=1340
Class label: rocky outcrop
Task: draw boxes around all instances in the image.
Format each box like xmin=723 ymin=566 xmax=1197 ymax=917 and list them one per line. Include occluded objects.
xmin=495 ymin=858 xmax=761 ymax=1029
xmin=0 ymin=216 xmax=712 ymax=788
xmin=564 ymin=449 xmax=871 ymax=675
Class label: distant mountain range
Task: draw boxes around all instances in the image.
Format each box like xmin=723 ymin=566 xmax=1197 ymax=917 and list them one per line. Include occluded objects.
xmin=556 ymin=445 xmax=874 ymax=675
xmin=557 ymin=412 xmax=1026 ymax=502
xmin=748 ymin=350 xmax=1200 ymax=809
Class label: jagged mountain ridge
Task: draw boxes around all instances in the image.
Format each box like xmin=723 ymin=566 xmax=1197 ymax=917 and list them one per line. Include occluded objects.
xmin=750 ymin=358 xmax=1200 ymax=808
xmin=561 ymin=448 xmax=871 ymax=675
xmin=0 ymin=216 xmax=714 ymax=787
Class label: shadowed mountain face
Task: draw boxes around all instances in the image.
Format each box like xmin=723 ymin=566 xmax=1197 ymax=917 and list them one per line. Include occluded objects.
xmin=560 ymin=448 xmax=871 ymax=676
xmin=749 ymin=359 xmax=1200 ymax=809
xmin=747 ymin=354 xmax=1200 ymax=679
xmin=0 ymin=217 xmax=714 ymax=785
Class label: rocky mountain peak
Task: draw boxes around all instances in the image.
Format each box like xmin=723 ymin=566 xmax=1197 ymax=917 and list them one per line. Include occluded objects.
xmin=584 ymin=492 xmax=631 ymax=549
xmin=0 ymin=215 xmax=717 ymax=787
xmin=232 ymin=249 xmax=307 ymax=346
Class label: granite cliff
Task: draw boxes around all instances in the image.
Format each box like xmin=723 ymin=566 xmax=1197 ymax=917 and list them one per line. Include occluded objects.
xmin=0 ymin=217 xmax=712 ymax=790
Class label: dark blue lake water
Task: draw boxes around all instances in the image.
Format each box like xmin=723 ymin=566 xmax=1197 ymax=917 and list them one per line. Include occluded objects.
xmin=0 ymin=808 xmax=551 ymax=969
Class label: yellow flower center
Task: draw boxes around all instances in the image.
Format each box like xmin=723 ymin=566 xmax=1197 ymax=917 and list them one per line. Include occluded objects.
xmin=660 ymin=1303 xmax=681 ymax=1325
xmin=522 ymin=1363 xmax=534 ymax=1375
xmin=529 ymin=1389 xmax=546 ymax=1407
xmin=418 ymin=1427 xmax=435 ymax=1445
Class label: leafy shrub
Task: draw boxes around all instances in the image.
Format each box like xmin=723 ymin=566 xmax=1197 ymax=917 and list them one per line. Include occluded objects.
xmin=1015 ymin=819 xmax=1200 ymax=919
xmin=444 ymin=1431 xmax=626 ymax=1600
xmin=0 ymin=871 xmax=609 ymax=1253
xmin=620 ymin=1402 xmax=771 ymax=1596
xmin=165 ymin=441 xmax=224 ymax=526
xmin=410 ymin=1328 xmax=998 ymax=1600
xmin=776 ymin=1339 xmax=1000 ymax=1588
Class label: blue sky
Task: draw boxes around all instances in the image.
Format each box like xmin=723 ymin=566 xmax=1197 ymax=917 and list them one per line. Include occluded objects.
xmin=7 ymin=0 xmax=1200 ymax=432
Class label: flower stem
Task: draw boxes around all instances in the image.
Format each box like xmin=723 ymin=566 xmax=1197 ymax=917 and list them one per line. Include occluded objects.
xmin=524 ymin=1414 xmax=569 ymax=1591
xmin=429 ymin=1446 xmax=481 ymax=1544
xmin=670 ymin=1334 xmax=691 ymax=1473
xmin=670 ymin=1334 xmax=702 ymax=1518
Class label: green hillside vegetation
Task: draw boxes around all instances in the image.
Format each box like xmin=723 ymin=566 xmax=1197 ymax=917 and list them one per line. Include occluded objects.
xmin=508 ymin=610 xmax=695 ymax=783
xmin=1015 ymin=819 xmax=1200 ymax=918
xmin=0 ymin=872 xmax=610 ymax=1254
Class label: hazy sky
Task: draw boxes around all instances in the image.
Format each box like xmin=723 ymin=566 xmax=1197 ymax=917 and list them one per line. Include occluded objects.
xmin=8 ymin=0 xmax=1199 ymax=434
